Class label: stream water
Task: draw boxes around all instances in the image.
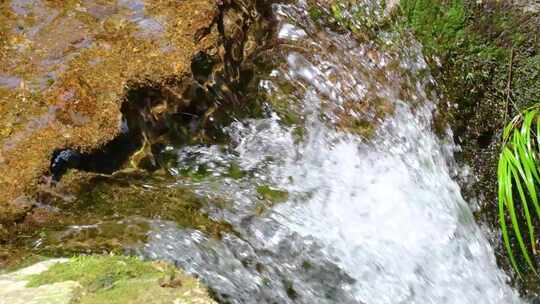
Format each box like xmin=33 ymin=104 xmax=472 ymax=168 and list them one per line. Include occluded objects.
xmin=137 ymin=2 xmax=521 ymax=303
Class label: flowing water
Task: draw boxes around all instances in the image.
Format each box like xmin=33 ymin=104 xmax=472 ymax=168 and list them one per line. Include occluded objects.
xmin=138 ymin=2 xmax=522 ymax=303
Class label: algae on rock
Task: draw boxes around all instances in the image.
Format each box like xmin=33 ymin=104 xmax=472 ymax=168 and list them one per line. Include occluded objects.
xmin=1 ymin=169 xmax=234 ymax=257
xmin=0 ymin=256 xmax=216 ymax=304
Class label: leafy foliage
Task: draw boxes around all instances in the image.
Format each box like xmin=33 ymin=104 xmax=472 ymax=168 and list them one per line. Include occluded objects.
xmin=498 ymin=106 xmax=540 ymax=276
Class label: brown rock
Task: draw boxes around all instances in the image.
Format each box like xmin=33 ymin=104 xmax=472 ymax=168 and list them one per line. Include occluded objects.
xmin=0 ymin=0 xmax=219 ymax=223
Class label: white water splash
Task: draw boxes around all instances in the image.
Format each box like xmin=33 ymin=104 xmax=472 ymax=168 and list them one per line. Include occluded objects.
xmin=266 ymin=102 xmax=519 ymax=303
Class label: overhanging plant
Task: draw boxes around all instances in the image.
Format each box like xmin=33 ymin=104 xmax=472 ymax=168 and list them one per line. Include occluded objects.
xmin=498 ymin=105 xmax=540 ymax=276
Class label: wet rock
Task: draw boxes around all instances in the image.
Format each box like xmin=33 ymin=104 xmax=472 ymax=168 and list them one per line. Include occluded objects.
xmin=17 ymin=171 xmax=234 ymax=256
xmin=0 ymin=0 xmax=219 ymax=223
xmin=0 ymin=0 xmax=273 ymax=225
xmin=256 ymin=1 xmax=420 ymax=139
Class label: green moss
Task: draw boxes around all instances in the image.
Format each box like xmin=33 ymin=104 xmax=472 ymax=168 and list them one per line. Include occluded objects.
xmin=27 ymin=256 xmax=158 ymax=289
xmin=513 ymin=55 xmax=540 ymax=105
xmin=292 ymin=125 xmax=306 ymax=143
xmin=397 ymin=0 xmax=538 ymax=110
xmin=283 ymin=279 xmax=298 ymax=300
xmin=31 ymin=172 xmax=233 ymax=256
xmin=307 ymin=0 xmax=392 ymax=42
xmin=264 ymin=83 xmax=304 ymax=126
xmin=331 ymin=3 xmax=345 ymax=22
xmin=394 ymin=0 xmax=539 ymax=151
xmin=25 ymin=255 xmax=215 ymax=304
xmin=256 ymin=185 xmax=289 ymax=203
xmin=69 ymin=175 xmax=234 ymax=238
xmin=36 ymin=218 xmax=152 ymax=256
xmin=226 ymin=162 xmax=247 ymax=179
xmin=399 ymin=0 xmax=466 ymax=57
xmin=308 ymin=7 xmax=324 ymax=21
xmin=180 ymin=164 xmax=212 ymax=181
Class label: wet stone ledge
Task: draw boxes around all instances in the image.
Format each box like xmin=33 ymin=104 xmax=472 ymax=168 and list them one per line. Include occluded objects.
xmin=0 ymin=0 xmax=274 ymax=232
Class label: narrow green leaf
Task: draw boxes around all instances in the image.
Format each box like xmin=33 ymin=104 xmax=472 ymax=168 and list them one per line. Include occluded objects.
xmin=505 ymin=159 xmax=537 ymax=274
xmin=510 ymin=163 xmax=536 ymax=255
xmin=513 ymin=134 xmax=540 ymax=222
xmin=503 ymin=121 xmax=515 ymax=142
xmin=498 ymin=154 xmax=521 ymax=276
xmin=521 ymin=109 xmax=537 ymax=141
xmin=536 ymin=116 xmax=540 ymax=155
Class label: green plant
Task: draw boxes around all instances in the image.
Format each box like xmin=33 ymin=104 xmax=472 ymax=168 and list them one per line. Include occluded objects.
xmin=498 ymin=105 xmax=540 ymax=276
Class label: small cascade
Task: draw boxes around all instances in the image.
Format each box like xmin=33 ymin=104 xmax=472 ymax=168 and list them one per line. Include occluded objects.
xmin=139 ymin=2 xmax=521 ymax=303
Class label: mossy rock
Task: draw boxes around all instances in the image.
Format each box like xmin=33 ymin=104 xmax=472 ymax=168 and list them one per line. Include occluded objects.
xmin=256 ymin=185 xmax=289 ymax=203
xmin=63 ymin=173 xmax=233 ymax=237
xmin=396 ymin=0 xmax=539 ymax=218
xmin=0 ymin=256 xmax=216 ymax=304
xmin=21 ymin=171 xmax=234 ymax=256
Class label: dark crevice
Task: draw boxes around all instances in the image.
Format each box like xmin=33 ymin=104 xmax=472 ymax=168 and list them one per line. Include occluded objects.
xmin=48 ymin=81 xmax=198 ymax=182
xmin=192 ymin=51 xmax=217 ymax=82
xmin=477 ymin=129 xmax=494 ymax=149
xmin=49 ymin=133 xmax=140 ymax=182
xmin=49 ymin=87 xmax=163 ymax=181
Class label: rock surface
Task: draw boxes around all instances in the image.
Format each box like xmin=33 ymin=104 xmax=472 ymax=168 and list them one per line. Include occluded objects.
xmin=0 ymin=0 xmax=272 ymax=232
xmin=0 ymin=0 xmax=220 ymax=224
xmin=0 ymin=259 xmax=80 ymax=304
xmin=0 ymin=256 xmax=216 ymax=304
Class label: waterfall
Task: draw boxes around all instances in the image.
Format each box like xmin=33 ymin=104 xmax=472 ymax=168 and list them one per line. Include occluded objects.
xmin=141 ymin=2 xmax=521 ymax=303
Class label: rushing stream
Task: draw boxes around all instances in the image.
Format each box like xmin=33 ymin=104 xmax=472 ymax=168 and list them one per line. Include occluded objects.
xmin=137 ymin=2 xmax=521 ymax=303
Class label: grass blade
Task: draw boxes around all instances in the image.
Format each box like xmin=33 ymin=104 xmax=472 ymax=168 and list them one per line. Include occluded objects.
xmin=498 ymin=154 xmax=521 ymax=276
xmin=505 ymin=163 xmax=537 ymax=273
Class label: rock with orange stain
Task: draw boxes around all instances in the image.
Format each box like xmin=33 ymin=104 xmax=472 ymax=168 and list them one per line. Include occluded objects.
xmin=0 ymin=0 xmax=224 ymax=224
